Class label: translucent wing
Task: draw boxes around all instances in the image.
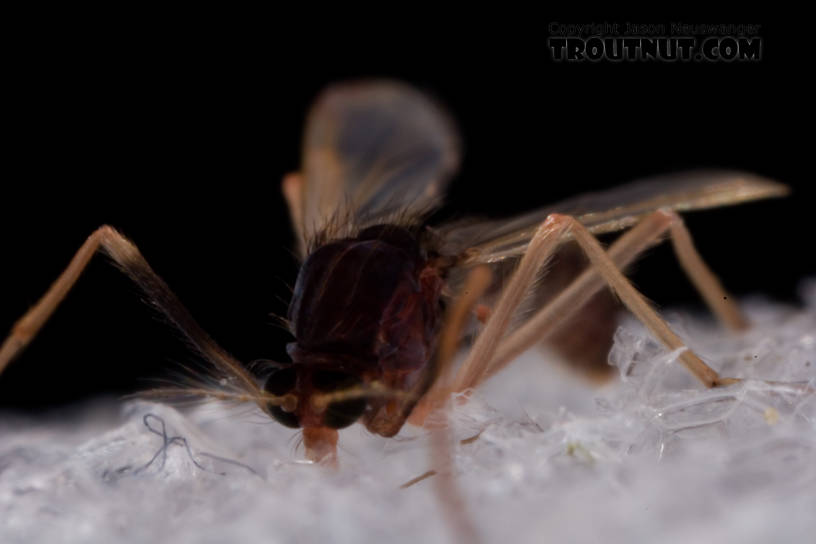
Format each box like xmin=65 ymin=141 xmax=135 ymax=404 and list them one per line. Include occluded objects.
xmin=298 ymin=81 xmax=460 ymax=249
xmin=438 ymin=170 xmax=789 ymax=264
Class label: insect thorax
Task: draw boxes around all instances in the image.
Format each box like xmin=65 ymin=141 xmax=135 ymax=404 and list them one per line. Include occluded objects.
xmin=287 ymin=224 xmax=444 ymax=378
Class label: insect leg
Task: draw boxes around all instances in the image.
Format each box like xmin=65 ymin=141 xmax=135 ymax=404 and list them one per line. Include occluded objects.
xmin=667 ymin=213 xmax=748 ymax=330
xmin=409 ymin=267 xmax=491 ymax=543
xmin=485 ymin=210 xmax=744 ymax=385
xmin=548 ymin=213 xmax=729 ymax=386
xmin=281 ymin=172 xmax=307 ymax=258
xmin=484 ymin=211 xmax=674 ymax=383
xmin=449 ymin=216 xmax=572 ymax=394
xmin=483 ymin=213 xmax=723 ymax=389
xmin=409 ymin=265 xmax=492 ymax=426
xmin=0 ymin=226 xmax=259 ymax=395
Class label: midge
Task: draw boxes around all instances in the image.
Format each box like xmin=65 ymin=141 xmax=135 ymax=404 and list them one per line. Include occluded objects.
xmin=0 ymin=81 xmax=788 ymax=463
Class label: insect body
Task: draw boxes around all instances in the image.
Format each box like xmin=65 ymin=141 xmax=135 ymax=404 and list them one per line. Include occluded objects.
xmin=0 ymin=80 xmax=790 ymax=463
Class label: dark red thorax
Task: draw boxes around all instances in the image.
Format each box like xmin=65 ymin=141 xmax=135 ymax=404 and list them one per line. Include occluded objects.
xmin=285 ymin=225 xmax=445 ymax=433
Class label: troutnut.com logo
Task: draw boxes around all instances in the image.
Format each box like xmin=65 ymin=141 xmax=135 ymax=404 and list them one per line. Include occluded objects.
xmin=548 ymin=22 xmax=763 ymax=62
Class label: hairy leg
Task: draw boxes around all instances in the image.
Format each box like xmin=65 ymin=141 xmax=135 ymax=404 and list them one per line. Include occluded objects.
xmin=452 ymin=212 xmax=728 ymax=393
xmin=0 ymin=226 xmax=257 ymax=393
xmin=668 ymin=215 xmax=748 ymax=330
xmin=449 ymin=216 xmax=572 ymax=394
xmin=486 ymin=210 xmax=744 ymax=385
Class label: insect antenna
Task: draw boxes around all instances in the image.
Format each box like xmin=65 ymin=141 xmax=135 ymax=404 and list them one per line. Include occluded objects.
xmin=132 ymin=357 xmax=295 ymax=414
xmin=309 ymin=382 xmax=416 ymax=412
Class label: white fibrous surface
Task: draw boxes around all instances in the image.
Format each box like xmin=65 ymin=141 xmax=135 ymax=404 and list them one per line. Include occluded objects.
xmin=2 ymin=281 xmax=815 ymax=544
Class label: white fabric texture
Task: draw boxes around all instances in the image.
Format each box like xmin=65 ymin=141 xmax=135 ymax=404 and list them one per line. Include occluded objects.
xmin=2 ymin=281 xmax=815 ymax=543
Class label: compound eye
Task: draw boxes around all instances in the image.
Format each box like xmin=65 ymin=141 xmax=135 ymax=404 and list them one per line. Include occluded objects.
xmin=324 ymin=398 xmax=367 ymax=429
xmin=263 ymin=366 xmax=300 ymax=429
xmin=312 ymin=370 xmax=361 ymax=392
xmin=311 ymin=370 xmax=366 ymax=429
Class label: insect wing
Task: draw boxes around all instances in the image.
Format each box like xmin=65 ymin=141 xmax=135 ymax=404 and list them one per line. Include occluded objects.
xmin=298 ymin=81 xmax=461 ymax=251
xmin=439 ymin=170 xmax=789 ymax=265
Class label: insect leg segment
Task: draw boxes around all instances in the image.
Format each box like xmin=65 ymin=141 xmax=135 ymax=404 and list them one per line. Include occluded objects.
xmin=449 ymin=216 xmax=572 ymax=394
xmin=408 ymin=267 xmax=491 ymax=543
xmin=281 ymin=172 xmax=307 ymax=258
xmin=667 ymin=214 xmax=749 ymax=330
xmin=483 ymin=210 xmax=678 ymax=384
xmin=0 ymin=226 xmax=259 ymax=395
xmin=548 ymin=213 xmax=726 ymax=387
xmin=485 ymin=210 xmax=746 ymax=387
xmin=434 ymin=266 xmax=495 ymax=382
xmin=450 ymin=212 xmax=731 ymax=393
xmin=408 ymin=265 xmax=493 ymax=426
xmin=533 ymin=213 xmax=724 ymax=387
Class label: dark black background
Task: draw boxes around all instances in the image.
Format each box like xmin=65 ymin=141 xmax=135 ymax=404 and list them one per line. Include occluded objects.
xmin=1 ymin=15 xmax=812 ymax=409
